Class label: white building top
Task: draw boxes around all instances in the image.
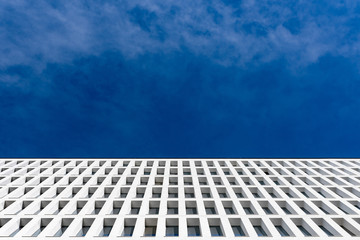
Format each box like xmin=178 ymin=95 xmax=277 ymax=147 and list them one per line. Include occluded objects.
xmin=0 ymin=159 xmax=359 ymax=239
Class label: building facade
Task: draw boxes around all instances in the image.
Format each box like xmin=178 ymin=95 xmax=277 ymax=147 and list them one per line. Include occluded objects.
xmin=0 ymin=159 xmax=360 ymax=239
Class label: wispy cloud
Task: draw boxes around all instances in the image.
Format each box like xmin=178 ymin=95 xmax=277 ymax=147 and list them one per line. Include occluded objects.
xmin=1 ymin=0 xmax=359 ymax=72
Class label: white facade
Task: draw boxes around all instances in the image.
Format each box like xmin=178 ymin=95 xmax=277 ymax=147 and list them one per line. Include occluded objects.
xmin=0 ymin=159 xmax=360 ymax=239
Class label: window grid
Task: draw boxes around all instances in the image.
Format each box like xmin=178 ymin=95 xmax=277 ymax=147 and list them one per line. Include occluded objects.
xmin=0 ymin=159 xmax=360 ymax=238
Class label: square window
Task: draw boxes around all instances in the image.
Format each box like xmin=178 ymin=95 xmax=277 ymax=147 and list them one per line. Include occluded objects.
xmin=281 ymin=207 xmax=291 ymax=214
xmin=144 ymin=226 xmax=156 ymax=237
xmin=149 ymin=207 xmax=159 ymax=214
xmin=254 ymin=226 xmax=267 ymax=237
xmin=243 ymin=207 xmax=254 ymax=214
xmin=297 ymin=225 xmax=312 ymax=236
xmin=219 ymin=193 xmax=228 ymax=198
xmin=210 ymin=226 xmax=223 ymax=236
xmin=136 ymin=193 xmax=144 ymax=198
xmin=202 ymin=193 xmax=211 ymax=198
xmin=166 ymin=226 xmax=179 ymax=236
xmin=253 ymin=193 xmax=260 ymax=198
xmin=99 ymin=226 xmax=112 ymax=237
xmin=122 ymin=226 xmax=134 ymax=237
xmin=236 ymin=193 xmax=244 ymax=198
xmin=186 ymin=207 xmax=197 ymax=214
xmin=188 ymin=226 xmax=201 ymax=236
xmin=152 ymin=193 xmax=161 ymax=198
xmin=168 ymin=193 xmax=178 ymax=198
xmin=225 ymin=207 xmax=235 ymax=214
xmin=275 ymin=226 xmax=289 ymax=237
xmin=111 ymin=208 xmax=120 ymax=214
xmin=262 ymin=207 xmax=272 ymax=214
xmin=232 ymin=226 xmax=245 ymax=236
xmin=185 ymin=193 xmax=195 ymax=198
xmin=205 ymin=207 xmax=216 ymax=214
xmin=130 ymin=208 xmax=140 ymax=214
xmin=167 ymin=208 xmax=178 ymax=214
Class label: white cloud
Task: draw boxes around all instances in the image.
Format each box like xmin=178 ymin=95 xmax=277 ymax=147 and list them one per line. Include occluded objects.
xmin=0 ymin=0 xmax=359 ymax=71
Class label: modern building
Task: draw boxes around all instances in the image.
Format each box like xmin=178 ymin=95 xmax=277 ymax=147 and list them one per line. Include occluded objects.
xmin=0 ymin=159 xmax=360 ymax=239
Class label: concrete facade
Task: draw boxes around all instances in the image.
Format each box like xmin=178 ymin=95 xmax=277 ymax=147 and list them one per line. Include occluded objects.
xmin=0 ymin=159 xmax=360 ymax=239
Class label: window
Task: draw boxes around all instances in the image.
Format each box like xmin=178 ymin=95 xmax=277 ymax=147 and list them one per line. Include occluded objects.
xmin=54 ymin=227 xmax=67 ymax=237
xmin=297 ymin=225 xmax=311 ymax=236
xmin=319 ymin=225 xmax=334 ymax=236
xmin=166 ymin=226 xmax=179 ymax=236
xmin=144 ymin=226 xmax=156 ymax=237
xmin=120 ymin=193 xmax=127 ymax=198
xmin=219 ymin=193 xmax=227 ymax=198
xmin=210 ymin=226 xmax=223 ymax=236
xmin=318 ymin=191 xmax=326 ymax=197
xmin=338 ymin=206 xmax=349 ymax=214
xmin=232 ymin=226 xmax=245 ymax=236
xmin=254 ymin=226 xmax=267 ymax=237
xmin=262 ymin=207 xmax=273 ymax=214
xmin=99 ymin=226 xmax=112 ymax=237
xmin=281 ymin=207 xmax=291 ymax=214
xmin=188 ymin=226 xmax=201 ymax=236
xmin=185 ymin=193 xmax=195 ymax=198
xmin=243 ymin=207 xmax=254 ymax=214
xmin=149 ymin=207 xmax=159 ymax=214
xmin=353 ymin=205 xmax=360 ymax=210
xmin=224 ymin=207 xmax=235 ymax=214
xmin=77 ymin=226 xmax=90 ymax=237
xmin=301 ymin=207 xmax=311 ymax=214
xmin=319 ymin=207 xmax=330 ymax=214
xmin=31 ymin=226 xmax=46 ymax=237
xmin=236 ymin=192 xmax=244 ymax=198
xmin=269 ymin=193 xmax=277 ymax=198
xmin=186 ymin=207 xmax=197 ymax=214
xmin=340 ymin=225 xmax=355 ymax=236
xmin=253 ymin=193 xmax=260 ymax=198
xmin=152 ymin=192 xmax=161 ymax=198
xmin=202 ymin=193 xmax=211 ymax=198
xmin=205 ymin=207 xmax=216 ymax=214
xmin=167 ymin=208 xmax=178 ymax=214
xmin=275 ymin=226 xmax=290 ymax=236
xmin=302 ymin=191 xmax=310 ymax=198
xmin=136 ymin=193 xmax=144 ymax=198
xmin=111 ymin=208 xmax=120 ymax=214
xmin=130 ymin=208 xmax=140 ymax=214
xmin=168 ymin=193 xmax=178 ymax=198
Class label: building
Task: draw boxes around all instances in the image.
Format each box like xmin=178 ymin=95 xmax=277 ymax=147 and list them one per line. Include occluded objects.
xmin=0 ymin=159 xmax=360 ymax=239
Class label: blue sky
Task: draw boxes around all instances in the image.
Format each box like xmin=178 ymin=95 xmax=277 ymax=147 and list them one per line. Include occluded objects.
xmin=1 ymin=0 xmax=360 ymax=157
